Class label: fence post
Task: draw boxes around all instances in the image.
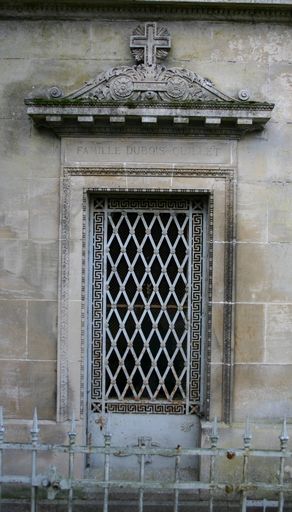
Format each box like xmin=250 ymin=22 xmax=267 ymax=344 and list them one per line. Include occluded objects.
xmin=173 ymin=445 xmax=181 ymax=512
xmin=68 ymin=410 xmax=77 ymax=512
xmin=209 ymin=417 xmax=219 ymax=512
xmin=138 ymin=437 xmax=146 ymax=512
xmin=0 ymin=407 xmax=5 ymax=512
xmin=103 ymin=430 xmax=112 ymax=512
xmin=30 ymin=408 xmax=39 ymax=512
xmin=241 ymin=417 xmax=252 ymax=512
xmin=278 ymin=417 xmax=289 ymax=512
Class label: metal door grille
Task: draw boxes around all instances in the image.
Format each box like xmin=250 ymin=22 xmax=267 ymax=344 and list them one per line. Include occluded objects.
xmin=91 ymin=197 xmax=205 ymax=415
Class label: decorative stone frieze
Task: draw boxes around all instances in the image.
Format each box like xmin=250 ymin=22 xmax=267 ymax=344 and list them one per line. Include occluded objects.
xmin=2 ymin=1 xmax=292 ymax=23
xmin=25 ymin=22 xmax=274 ymax=138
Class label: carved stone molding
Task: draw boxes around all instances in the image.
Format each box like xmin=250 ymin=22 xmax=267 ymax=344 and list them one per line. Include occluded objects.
xmin=25 ymin=22 xmax=274 ymax=137
xmin=57 ymin=177 xmax=71 ymax=421
xmin=2 ymin=2 xmax=292 ymax=23
xmin=60 ymin=166 xmax=234 ymax=423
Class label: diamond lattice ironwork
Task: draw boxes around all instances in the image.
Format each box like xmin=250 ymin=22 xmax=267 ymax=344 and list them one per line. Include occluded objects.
xmin=91 ymin=197 xmax=204 ymax=415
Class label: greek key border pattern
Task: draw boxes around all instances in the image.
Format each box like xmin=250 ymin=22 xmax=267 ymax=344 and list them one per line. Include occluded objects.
xmin=103 ymin=197 xmax=191 ymax=210
xmin=90 ymin=401 xmax=201 ymax=415
xmin=190 ymin=211 xmax=203 ymax=408
xmin=105 ymin=402 xmax=186 ymax=415
xmin=90 ymin=198 xmax=204 ymax=415
xmin=91 ymin=210 xmax=104 ymax=402
xmin=60 ymin=166 xmax=233 ymax=423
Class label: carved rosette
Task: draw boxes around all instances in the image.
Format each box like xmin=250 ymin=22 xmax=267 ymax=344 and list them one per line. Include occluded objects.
xmin=109 ymin=75 xmax=134 ymax=99
xmin=166 ymin=76 xmax=188 ymax=99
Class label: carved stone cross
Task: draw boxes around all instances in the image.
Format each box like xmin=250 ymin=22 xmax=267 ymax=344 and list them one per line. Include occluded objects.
xmin=130 ymin=22 xmax=171 ymax=66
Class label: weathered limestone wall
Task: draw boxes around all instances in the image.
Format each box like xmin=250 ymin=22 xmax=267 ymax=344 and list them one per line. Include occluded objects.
xmin=0 ymin=12 xmax=291 ymax=433
xmin=233 ymin=32 xmax=292 ymax=420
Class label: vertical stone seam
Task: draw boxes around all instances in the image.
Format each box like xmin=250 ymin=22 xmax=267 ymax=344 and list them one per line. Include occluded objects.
xmin=264 ymin=303 xmax=268 ymax=364
xmin=266 ymin=199 xmax=269 ymax=244
xmin=25 ymin=300 xmax=28 ymax=360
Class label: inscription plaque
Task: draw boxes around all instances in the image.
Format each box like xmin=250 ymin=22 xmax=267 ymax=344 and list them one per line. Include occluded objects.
xmin=63 ymin=138 xmax=234 ymax=166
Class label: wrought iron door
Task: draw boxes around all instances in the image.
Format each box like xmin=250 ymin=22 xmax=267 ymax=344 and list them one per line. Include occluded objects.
xmin=90 ymin=196 xmax=205 ymax=418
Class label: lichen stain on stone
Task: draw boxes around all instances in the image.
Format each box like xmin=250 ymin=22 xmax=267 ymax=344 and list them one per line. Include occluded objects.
xmin=228 ymin=30 xmax=291 ymax=63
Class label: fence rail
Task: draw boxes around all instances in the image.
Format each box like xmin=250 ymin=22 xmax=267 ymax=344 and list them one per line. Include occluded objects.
xmin=0 ymin=408 xmax=291 ymax=511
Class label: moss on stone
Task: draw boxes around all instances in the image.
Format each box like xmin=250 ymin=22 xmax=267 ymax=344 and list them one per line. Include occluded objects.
xmin=25 ymin=97 xmax=274 ymax=110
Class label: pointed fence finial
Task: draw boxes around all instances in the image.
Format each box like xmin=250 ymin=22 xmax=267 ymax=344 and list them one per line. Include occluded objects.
xmin=280 ymin=417 xmax=289 ymax=450
xmin=210 ymin=416 xmax=219 ymax=448
xmin=243 ymin=416 xmax=252 ymax=448
xmin=0 ymin=406 xmax=5 ymax=439
xmin=31 ymin=408 xmax=39 ymax=444
xmin=31 ymin=408 xmax=39 ymax=433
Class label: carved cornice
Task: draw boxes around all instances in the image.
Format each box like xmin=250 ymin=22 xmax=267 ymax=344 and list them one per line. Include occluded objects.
xmin=25 ymin=21 xmax=274 ymax=138
xmin=1 ymin=1 xmax=292 ymax=22
xmin=25 ymin=94 xmax=274 ymax=138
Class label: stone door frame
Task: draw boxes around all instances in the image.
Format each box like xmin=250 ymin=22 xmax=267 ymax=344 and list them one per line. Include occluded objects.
xmin=57 ymin=155 xmax=235 ymax=427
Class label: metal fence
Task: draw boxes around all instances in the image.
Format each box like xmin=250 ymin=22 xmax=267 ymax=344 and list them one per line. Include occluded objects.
xmin=0 ymin=408 xmax=291 ymax=511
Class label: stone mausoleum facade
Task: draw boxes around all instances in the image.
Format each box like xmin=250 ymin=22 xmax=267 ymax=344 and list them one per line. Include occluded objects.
xmin=0 ymin=0 xmax=292 ymax=499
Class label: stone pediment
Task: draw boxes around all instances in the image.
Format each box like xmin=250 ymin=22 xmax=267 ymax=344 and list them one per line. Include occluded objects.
xmin=57 ymin=64 xmax=235 ymax=104
xmin=25 ymin=22 xmax=274 ymax=137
